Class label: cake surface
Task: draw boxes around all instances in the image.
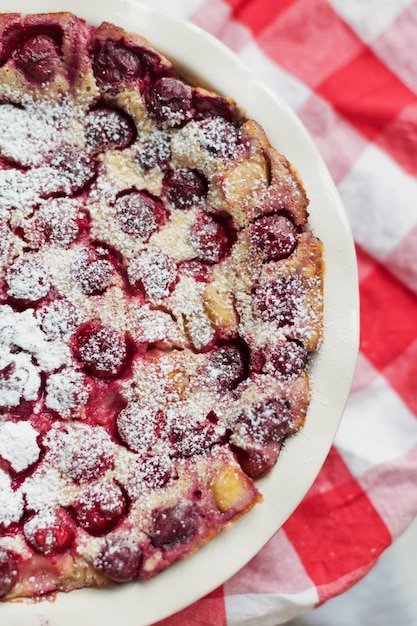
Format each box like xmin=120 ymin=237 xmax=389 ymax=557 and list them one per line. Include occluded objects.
xmin=0 ymin=12 xmax=324 ymax=600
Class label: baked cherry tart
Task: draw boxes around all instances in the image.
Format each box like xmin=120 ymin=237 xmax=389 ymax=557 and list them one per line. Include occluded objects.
xmin=0 ymin=12 xmax=324 ymax=600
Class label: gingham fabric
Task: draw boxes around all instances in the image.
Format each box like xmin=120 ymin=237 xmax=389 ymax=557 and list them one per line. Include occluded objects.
xmin=140 ymin=1 xmax=417 ymax=624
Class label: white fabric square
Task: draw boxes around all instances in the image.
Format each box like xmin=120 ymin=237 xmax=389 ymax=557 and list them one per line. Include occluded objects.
xmin=190 ymin=0 xmax=233 ymax=35
xmin=373 ymin=4 xmax=417 ymax=96
xmin=335 ymin=375 xmax=417 ymax=476
xmin=328 ymin=0 xmax=415 ymax=43
xmin=225 ymin=530 xmax=318 ymax=624
xmin=337 ymin=143 xmax=417 ymax=261
xmin=135 ymin=0 xmax=207 ymax=19
xmin=218 ymin=18 xmax=253 ymax=53
xmin=225 ymin=588 xmax=318 ymax=626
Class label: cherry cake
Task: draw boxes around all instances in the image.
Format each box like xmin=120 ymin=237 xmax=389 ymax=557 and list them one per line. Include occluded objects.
xmin=0 ymin=12 xmax=324 ymax=600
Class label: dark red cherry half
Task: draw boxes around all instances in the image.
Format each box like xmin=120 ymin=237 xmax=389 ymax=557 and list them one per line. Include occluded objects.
xmin=135 ymin=133 xmax=171 ymax=171
xmin=195 ymin=118 xmax=240 ymax=159
xmin=23 ymin=508 xmax=75 ymax=556
xmin=93 ymin=40 xmax=142 ymax=86
xmin=204 ymin=343 xmax=248 ymax=390
xmin=151 ymin=503 xmax=197 ymax=548
xmin=73 ymin=322 xmax=130 ymax=380
xmin=44 ymin=146 xmax=97 ymax=196
xmin=249 ymin=214 xmax=298 ymax=261
xmin=146 ymin=77 xmax=193 ymax=127
xmin=114 ymin=191 xmax=166 ymax=240
xmin=163 ymin=168 xmax=207 ymax=210
xmin=253 ymin=277 xmax=298 ymax=326
xmin=71 ymin=245 xmax=116 ymax=296
xmin=193 ymin=91 xmax=236 ymax=122
xmin=85 ymin=108 xmax=136 ymax=153
xmin=73 ymin=481 xmax=128 ymax=536
xmin=232 ymin=442 xmax=282 ymax=479
xmin=94 ymin=537 xmax=142 ymax=583
xmin=14 ymin=35 xmax=61 ymax=83
xmin=127 ymin=249 xmax=178 ymax=302
xmin=189 ymin=213 xmax=233 ymax=264
xmin=239 ymin=398 xmax=294 ymax=444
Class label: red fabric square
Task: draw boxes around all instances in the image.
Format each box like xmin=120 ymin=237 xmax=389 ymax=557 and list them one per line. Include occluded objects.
xmin=284 ymin=448 xmax=391 ymax=594
xmin=153 ymin=587 xmax=226 ymax=626
xmin=257 ymin=0 xmax=363 ymax=87
xmin=223 ymin=0 xmax=295 ymax=36
xmin=384 ymin=338 xmax=417 ymax=417
xmin=360 ymin=257 xmax=417 ymax=370
xmin=317 ymin=47 xmax=416 ymax=141
xmin=386 ymin=225 xmax=417 ymax=296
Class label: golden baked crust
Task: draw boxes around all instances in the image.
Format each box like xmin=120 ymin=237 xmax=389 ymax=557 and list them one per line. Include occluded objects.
xmin=0 ymin=12 xmax=323 ymax=600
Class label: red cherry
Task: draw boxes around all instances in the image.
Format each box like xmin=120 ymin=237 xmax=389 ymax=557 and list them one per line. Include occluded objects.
xmin=6 ymin=255 xmax=50 ymax=303
xmin=168 ymin=420 xmax=221 ymax=458
xmin=23 ymin=508 xmax=75 ymax=556
xmin=249 ymin=214 xmax=298 ymax=261
xmin=71 ymin=246 xmax=115 ymax=296
xmin=135 ymin=132 xmax=171 ymax=171
xmin=37 ymin=298 xmax=84 ymax=341
xmin=179 ymin=260 xmax=213 ymax=283
xmin=193 ymin=91 xmax=236 ymax=122
xmin=253 ymin=278 xmax=296 ymax=326
xmin=163 ymin=168 xmax=207 ymax=209
xmin=114 ymin=191 xmax=164 ymax=240
xmin=15 ymin=35 xmax=61 ymax=83
xmin=151 ymin=503 xmax=197 ymax=548
xmin=127 ymin=249 xmax=177 ymax=302
xmin=46 ymin=423 xmax=115 ymax=483
xmin=127 ymin=455 xmax=174 ymax=494
xmin=232 ymin=443 xmax=281 ymax=479
xmin=146 ymin=77 xmax=192 ymax=127
xmin=44 ymin=146 xmax=97 ymax=196
xmin=73 ymin=481 xmax=128 ymax=536
xmin=205 ymin=344 xmax=247 ymax=390
xmin=266 ymin=339 xmax=307 ymax=378
xmin=85 ymin=108 xmax=135 ymax=153
xmin=116 ymin=402 xmax=161 ymax=452
xmin=239 ymin=398 xmax=294 ymax=444
xmin=37 ymin=197 xmax=87 ymax=247
xmin=93 ymin=40 xmax=141 ymax=86
xmin=85 ymin=381 xmax=127 ymax=428
xmin=195 ymin=118 xmax=239 ymax=159
xmin=73 ymin=322 xmax=130 ymax=380
xmin=189 ymin=213 xmax=232 ymax=264
xmin=94 ymin=537 xmax=142 ymax=582
xmin=0 ymin=547 xmax=18 ymax=598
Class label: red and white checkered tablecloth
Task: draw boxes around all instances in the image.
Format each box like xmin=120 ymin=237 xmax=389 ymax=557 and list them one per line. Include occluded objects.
xmin=139 ymin=1 xmax=417 ymax=624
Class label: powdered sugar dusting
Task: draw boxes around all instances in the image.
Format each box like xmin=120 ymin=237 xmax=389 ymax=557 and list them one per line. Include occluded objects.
xmin=128 ymin=249 xmax=177 ymax=302
xmin=0 ymin=305 xmax=70 ymax=407
xmin=0 ymin=422 xmax=40 ymax=473
xmin=45 ymin=368 xmax=89 ymax=417
xmin=6 ymin=255 xmax=51 ymax=302
xmin=37 ymin=299 xmax=85 ymax=341
xmin=116 ymin=402 xmax=160 ymax=452
xmin=0 ymin=470 xmax=24 ymax=528
xmin=45 ymin=423 xmax=115 ymax=483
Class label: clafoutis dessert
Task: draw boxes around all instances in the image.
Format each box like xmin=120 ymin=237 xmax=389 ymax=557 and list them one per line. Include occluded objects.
xmin=0 ymin=12 xmax=324 ymax=600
